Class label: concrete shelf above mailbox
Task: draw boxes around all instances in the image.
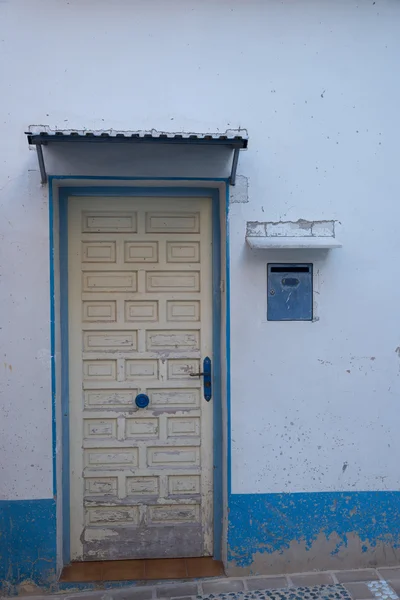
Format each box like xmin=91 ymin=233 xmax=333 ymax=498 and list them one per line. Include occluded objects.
xmin=245 ymin=219 xmax=342 ymax=250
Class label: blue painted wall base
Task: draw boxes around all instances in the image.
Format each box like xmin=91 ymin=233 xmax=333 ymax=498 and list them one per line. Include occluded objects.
xmin=0 ymin=499 xmax=57 ymax=594
xmin=2 ymin=493 xmax=400 ymax=589
xmin=228 ymin=492 xmax=400 ymax=574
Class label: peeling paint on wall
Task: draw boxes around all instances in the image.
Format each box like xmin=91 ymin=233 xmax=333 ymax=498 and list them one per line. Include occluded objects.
xmin=0 ymin=499 xmax=57 ymax=594
xmin=227 ymin=492 xmax=400 ymax=574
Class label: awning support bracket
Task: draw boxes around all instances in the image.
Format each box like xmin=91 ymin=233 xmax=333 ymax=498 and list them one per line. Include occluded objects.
xmin=229 ymin=148 xmax=240 ymax=186
xmin=36 ymin=144 xmax=47 ymax=184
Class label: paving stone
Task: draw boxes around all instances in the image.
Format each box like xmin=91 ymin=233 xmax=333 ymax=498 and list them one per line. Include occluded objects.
xmin=63 ymin=595 xmax=105 ymax=600
xmin=368 ymin=581 xmax=398 ymax=600
xmin=379 ymin=569 xmax=400 ymax=580
xmin=31 ymin=597 xmax=62 ymax=600
xmin=156 ymin=584 xmax=198 ymax=598
xmin=290 ymin=573 xmax=335 ymax=587
xmin=318 ymin=587 xmax=352 ymax=600
xmin=200 ymin=584 xmax=351 ymax=600
xmin=386 ymin=581 xmax=400 ymax=596
xmin=18 ymin=596 xmax=60 ymax=600
xmin=343 ymin=583 xmax=375 ymax=599
xmin=201 ymin=579 xmax=245 ymax=594
xmin=246 ymin=577 xmax=288 ymax=591
xmin=104 ymin=587 xmax=154 ymax=600
xmin=335 ymin=571 xmax=380 ymax=583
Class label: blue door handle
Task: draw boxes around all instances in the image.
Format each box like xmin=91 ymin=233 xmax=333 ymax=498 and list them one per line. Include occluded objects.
xmin=189 ymin=357 xmax=212 ymax=402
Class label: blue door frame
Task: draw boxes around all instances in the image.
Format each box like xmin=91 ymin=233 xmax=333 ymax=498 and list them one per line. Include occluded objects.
xmin=50 ymin=181 xmax=228 ymax=565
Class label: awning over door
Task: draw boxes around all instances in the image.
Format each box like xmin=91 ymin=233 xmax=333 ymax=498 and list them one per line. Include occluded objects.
xmin=25 ymin=128 xmax=248 ymax=185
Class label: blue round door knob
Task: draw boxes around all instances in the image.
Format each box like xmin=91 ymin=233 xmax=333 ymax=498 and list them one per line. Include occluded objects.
xmin=135 ymin=393 xmax=150 ymax=409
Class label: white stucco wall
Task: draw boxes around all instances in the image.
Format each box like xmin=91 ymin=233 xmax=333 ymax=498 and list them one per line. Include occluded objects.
xmin=1 ymin=0 xmax=400 ymax=501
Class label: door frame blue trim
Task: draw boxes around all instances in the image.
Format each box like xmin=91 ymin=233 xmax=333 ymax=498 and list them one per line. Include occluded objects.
xmin=225 ymin=186 xmax=232 ymax=497
xmin=54 ymin=182 xmax=227 ymax=564
xmin=49 ymin=186 xmax=57 ymax=496
xmin=59 ymin=192 xmax=70 ymax=563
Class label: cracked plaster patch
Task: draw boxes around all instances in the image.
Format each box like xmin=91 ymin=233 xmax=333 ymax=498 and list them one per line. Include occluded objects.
xmin=230 ymin=175 xmax=249 ymax=204
xmin=246 ymin=219 xmax=335 ymax=238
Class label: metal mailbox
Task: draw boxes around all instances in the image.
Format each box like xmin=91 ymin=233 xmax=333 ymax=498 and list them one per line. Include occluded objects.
xmin=267 ymin=263 xmax=313 ymax=321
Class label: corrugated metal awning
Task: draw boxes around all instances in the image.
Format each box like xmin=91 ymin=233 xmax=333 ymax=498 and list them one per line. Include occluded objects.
xmin=25 ymin=128 xmax=248 ymax=185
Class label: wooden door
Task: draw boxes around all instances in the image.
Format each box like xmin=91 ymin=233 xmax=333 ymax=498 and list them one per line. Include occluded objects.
xmin=68 ymin=195 xmax=213 ymax=560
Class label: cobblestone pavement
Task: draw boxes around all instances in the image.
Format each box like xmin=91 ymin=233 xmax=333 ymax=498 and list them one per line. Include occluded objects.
xmin=6 ymin=567 xmax=400 ymax=600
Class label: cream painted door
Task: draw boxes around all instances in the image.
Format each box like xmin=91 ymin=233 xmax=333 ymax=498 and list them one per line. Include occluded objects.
xmin=68 ymin=196 xmax=213 ymax=561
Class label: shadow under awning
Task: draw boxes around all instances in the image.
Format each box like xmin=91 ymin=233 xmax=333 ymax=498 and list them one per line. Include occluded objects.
xmin=25 ymin=128 xmax=248 ymax=185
